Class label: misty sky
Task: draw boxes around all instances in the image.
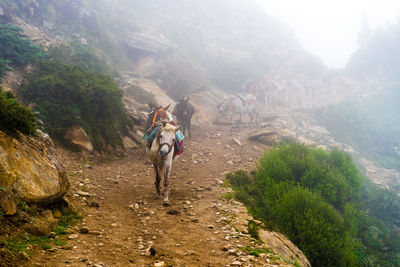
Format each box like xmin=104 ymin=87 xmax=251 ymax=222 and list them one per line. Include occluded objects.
xmin=258 ymin=0 xmax=400 ymax=68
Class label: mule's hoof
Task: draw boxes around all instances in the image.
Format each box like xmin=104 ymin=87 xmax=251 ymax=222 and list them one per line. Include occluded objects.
xmin=163 ymin=201 xmax=170 ymax=207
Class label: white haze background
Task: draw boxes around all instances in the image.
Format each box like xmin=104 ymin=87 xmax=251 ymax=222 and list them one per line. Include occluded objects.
xmin=258 ymin=0 xmax=400 ymax=68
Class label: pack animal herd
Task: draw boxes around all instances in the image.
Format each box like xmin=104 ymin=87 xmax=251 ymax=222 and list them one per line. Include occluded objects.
xmin=144 ymin=92 xmax=262 ymax=205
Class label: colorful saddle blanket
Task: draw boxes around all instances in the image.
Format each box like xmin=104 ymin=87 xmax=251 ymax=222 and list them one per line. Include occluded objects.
xmin=142 ymin=127 xmax=184 ymax=157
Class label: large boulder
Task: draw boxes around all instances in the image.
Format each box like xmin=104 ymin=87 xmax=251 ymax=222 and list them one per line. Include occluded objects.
xmin=0 ymin=190 xmax=17 ymax=215
xmin=64 ymin=126 xmax=94 ymax=152
xmin=0 ymin=130 xmax=69 ymax=205
xmin=260 ymin=230 xmax=311 ymax=267
xmin=248 ymin=130 xmax=280 ymax=145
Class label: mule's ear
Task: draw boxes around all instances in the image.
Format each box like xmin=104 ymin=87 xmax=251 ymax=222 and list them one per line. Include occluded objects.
xmin=163 ymin=121 xmax=167 ymax=127
xmin=185 ymin=97 xmax=189 ymax=102
xmin=175 ymin=126 xmax=180 ymax=132
xmin=164 ymin=104 xmax=171 ymax=111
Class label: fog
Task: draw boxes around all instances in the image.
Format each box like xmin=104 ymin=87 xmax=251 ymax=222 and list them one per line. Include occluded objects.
xmin=258 ymin=0 xmax=400 ymax=68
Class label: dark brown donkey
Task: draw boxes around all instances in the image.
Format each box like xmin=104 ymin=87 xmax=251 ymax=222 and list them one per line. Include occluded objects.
xmin=173 ymin=98 xmax=195 ymax=137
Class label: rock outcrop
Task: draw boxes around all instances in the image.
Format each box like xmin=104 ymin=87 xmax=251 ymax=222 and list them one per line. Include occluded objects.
xmin=126 ymin=32 xmax=170 ymax=54
xmin=64 ymin=126 xmax=94 ymax=153
xmin=0 ymin=130 xmax=69 ymax=206
xmin=260 ymin=230 xmax=311 ymax=267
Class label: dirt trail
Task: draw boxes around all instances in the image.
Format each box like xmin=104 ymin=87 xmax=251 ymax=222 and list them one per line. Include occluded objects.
xmin=25 ymin=125 xmax=295 ymax=267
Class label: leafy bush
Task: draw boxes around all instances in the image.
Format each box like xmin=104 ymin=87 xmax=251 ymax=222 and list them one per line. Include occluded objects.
xmin=274 ymin=187 xmax=358 ymax=266
xmin=247 ymin=220 xmax=260 ymax=240
xmin=0 ymin=24 xmax=45 ymax=72
xmin=227 ymin=143 xmax=400 ymax=266
xmin=0 ymin=89 xmax=37 ymax=137
xmin=20 ymin=60 xmax=133 ymax=151
xmin=46 ymin=42 xmax=114 ymax=75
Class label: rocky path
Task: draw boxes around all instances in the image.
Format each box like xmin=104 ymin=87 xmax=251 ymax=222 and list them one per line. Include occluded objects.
xmin=25 ymin=125 xmax=299 ymax=267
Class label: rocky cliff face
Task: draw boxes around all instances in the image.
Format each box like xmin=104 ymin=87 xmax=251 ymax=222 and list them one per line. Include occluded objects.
xmin=0 ymin=130 xmax=69 ymax=214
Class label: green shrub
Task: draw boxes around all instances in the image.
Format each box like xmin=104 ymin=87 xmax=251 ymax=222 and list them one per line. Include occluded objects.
xmin=20 ymin=60 xmax=133 ymax=151
xmin=274 ymin=187 xmax=357 ymax=266
xmin=46 ymin=42 xmax=114 ymax=75
xmin=52 ymin=211 xmax=82 ymax=235
xmin=247 ymin=220 xmax=260 ymax=240
xmin=227 ymin=143 xmax=400 ymax=266
xmin=0 ymin=89 xmax=37 ymax=137
xmin=0 ymin=24 xmax=45 ymax=71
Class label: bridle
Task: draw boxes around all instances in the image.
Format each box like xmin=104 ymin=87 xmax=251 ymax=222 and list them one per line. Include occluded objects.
xmin=158 ymin=126 xmax=176 ymax=157
xmin=159 ymin=139 xmax=175 ymax=155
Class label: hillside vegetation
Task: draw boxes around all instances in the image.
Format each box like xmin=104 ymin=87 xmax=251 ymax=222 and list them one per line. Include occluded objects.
xmin=0 ymin=89 xmax=37 ymax=137
xmin=0 ymin=24 xmax=45 ymax=77
xmin=0 ymin=23 xmax=132 ymax=151
xmin=227 ymin=143 xmax=400 ymax=266
xmin=21 ymin=60 xmax=132 ymax=151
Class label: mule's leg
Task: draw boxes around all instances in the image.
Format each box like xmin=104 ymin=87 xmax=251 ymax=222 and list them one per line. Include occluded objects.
xmin=183 ymin=122 xmax=187 ymax=137
xmin=163 ymin=165 xmax=171 ymax=205
xmin=153 ymin=164 xmax=161 ymax=197
xmin=188 ymin=118 xmax=192 ymax=138
xmin=255 ymin=112 xmax=258 ymax=125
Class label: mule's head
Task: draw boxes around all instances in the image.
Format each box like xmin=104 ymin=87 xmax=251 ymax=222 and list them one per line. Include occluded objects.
xmin=158 ymin=122 xmax=178 ymax=159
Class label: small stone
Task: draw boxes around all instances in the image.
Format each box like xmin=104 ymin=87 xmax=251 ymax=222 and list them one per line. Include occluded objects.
xmin=191 ymin=218 xmax=199 ymax=223
xmin=228 ymin=249 xmax=237 ymax=255
xmin=167 ymin=209 xmax=179 ymax=215
xmin=149 ymin=247 xmax=156 ymax=256
xmin=207 ymin=225 xmax=215 ymax=230
xmin=68 ymin=234 xmax=79 ymax=240
xmin=232 ymin=137 xmax=242 ymax=146
xmin=88 ymin=202 xmax=100 ymax=208
xmin=175 ymin=243 xmax=181 ymax=247
xmin=64 ymin=229 xmax=74 ymax=234
xmin=52 ymin=209 xmax=62 ymax=219
xmin=88 ymin=230 xmax=102 ymax=235
xmin=20 ymin=251 xmax=29 ymax=260
xmin=222 ymin=246 xmax=230 ymax=251
xmin=111 ymin=223 xmax=117 ymax=227
xmin=80 ymin=227 xmax=89 ymax=234
xmin=153 ymin=261 xmax=166 ymax=267
xmin=48 ymin=232 xmax=56 ymax=238
xmin=97 ymin=242 xmax=104 ymax=247
xmin=231 ymin=260 xmax=242 ymax=266
xmin=135 ymin=203 xmax=140 ymax=209
xmin=76 ymin=190 xmax=90 ymax=197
